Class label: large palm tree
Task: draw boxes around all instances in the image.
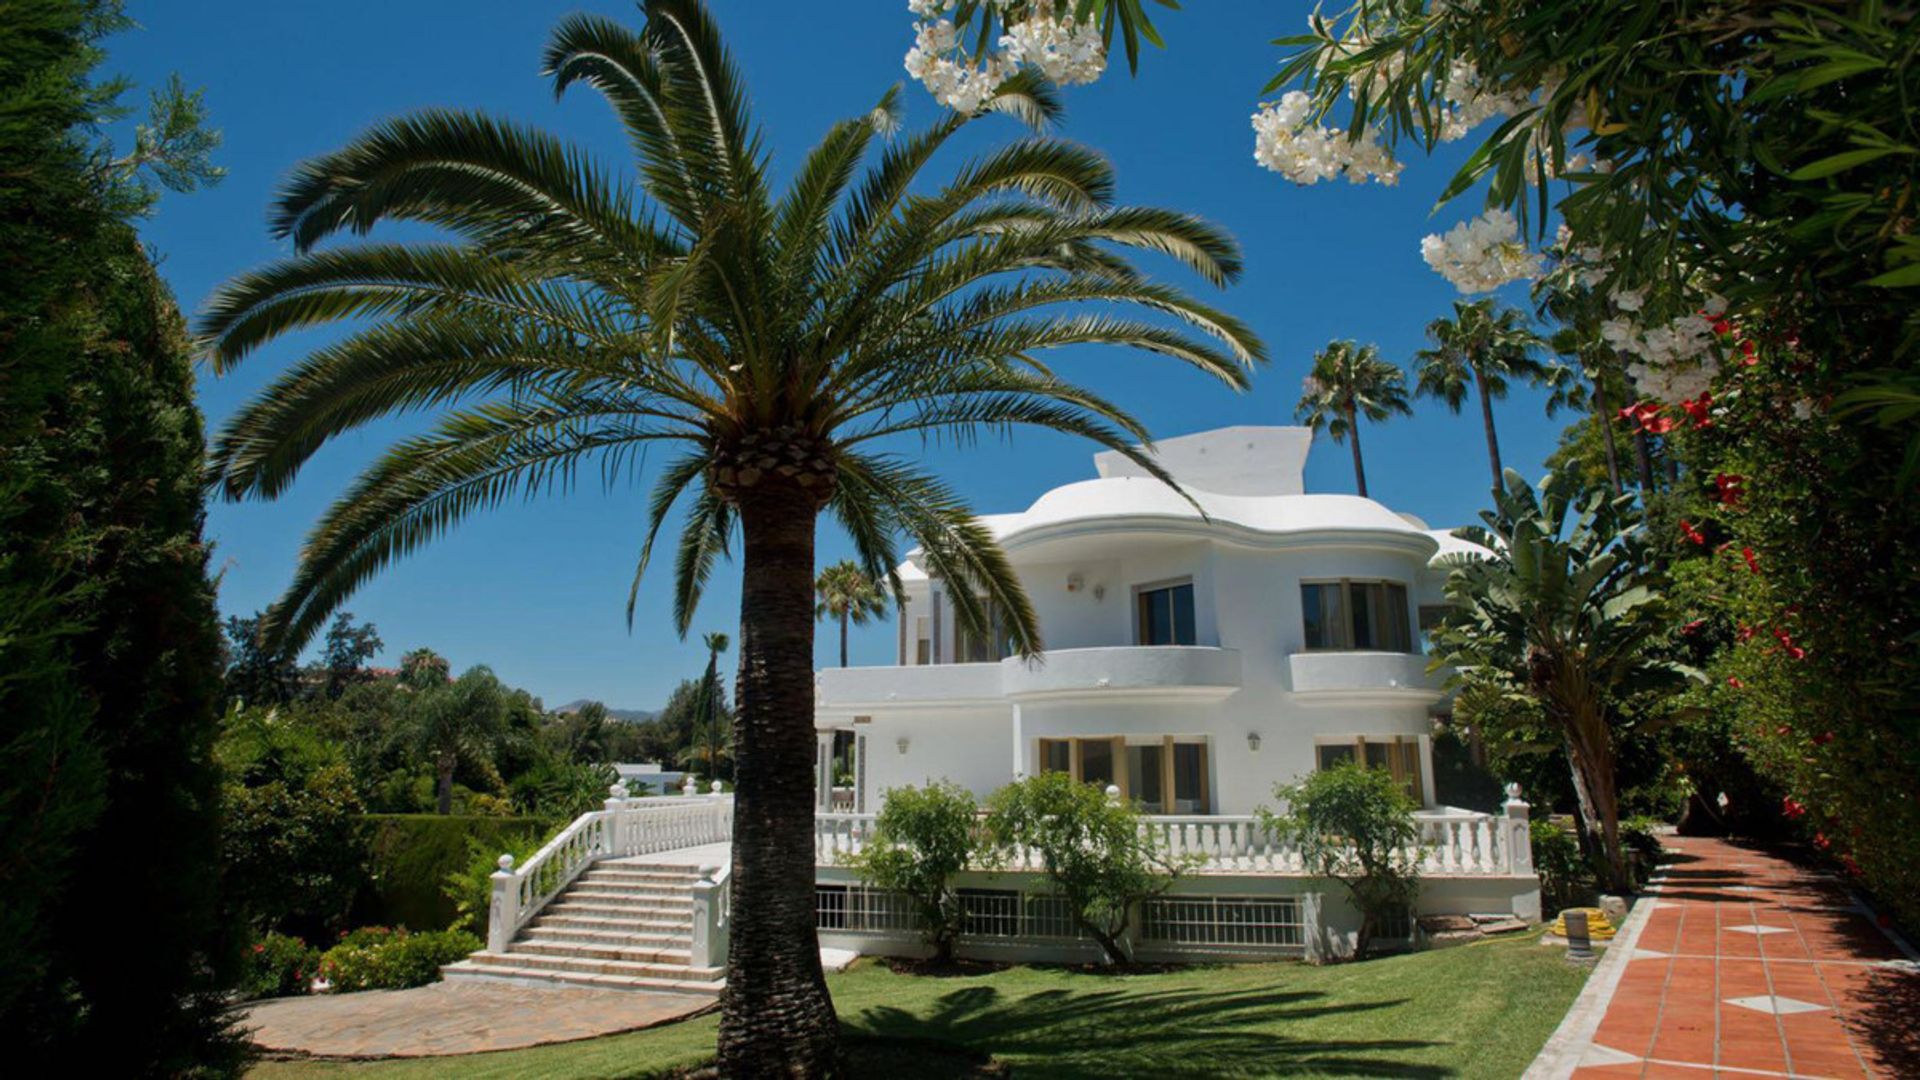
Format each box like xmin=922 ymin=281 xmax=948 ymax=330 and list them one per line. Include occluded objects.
xmin=1428 ymin=470 xmax=1695 ymax=893
xmin=814 ymin=560 xmax=887 ymax=667
xmin=393 ymin=665 xmax=508 ymax=814
xmin=1293 ymin=341 xmax=1411 ymax=498
xmin=1413 ymin=300 xmax=1550 ymax=491
xmin=195 ymin=1 xmax=1263 ymax=1070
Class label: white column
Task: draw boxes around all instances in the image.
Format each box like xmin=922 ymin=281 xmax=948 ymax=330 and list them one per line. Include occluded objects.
xmin=816 ymin=730 xmax=834 ymax=812
xmin=1417 ymin=733 xmax=1438 ymax=809
xmin=1010 ymin=703 xmax=1025 ymax=781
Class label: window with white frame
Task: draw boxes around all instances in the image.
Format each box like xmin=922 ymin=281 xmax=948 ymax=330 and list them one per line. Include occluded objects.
xmin=1301 ymin=579 xmax=1413 ymax=652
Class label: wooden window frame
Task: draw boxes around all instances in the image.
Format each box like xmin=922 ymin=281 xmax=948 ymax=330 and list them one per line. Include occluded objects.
xmin=1131 ymin=576 xmax=1198 ymax=647
xmin=1300 ymin=578 xmax=1413 ymax=653
xmin=1313 ymin=734 xmax=1423 ymax=804
xmin=1036 ymin=736 xmax=1209 ymax=813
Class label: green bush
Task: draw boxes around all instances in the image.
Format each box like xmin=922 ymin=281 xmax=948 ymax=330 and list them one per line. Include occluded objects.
xmin=1531 ymin=818 xmax=1592 ymax=913
xmin=443 ymin=829 xmax=553 ymax=936
xmin=985 ymin=773 xmax=1189 ymax=965
xmin=1620 ymin=816 xmax=1664 ymax=862
xmin=356 ymin=815 xmax=559 ymax=931
xmin=1261 ymin=762 xmax=1423 ymax=959
xmin=316 ymin=927 xmax=480 ymax=993
xmin=844 ymin=781 xmax=979 ymax=963
xmin=241 ymin=933 xmax=320 ymax=1000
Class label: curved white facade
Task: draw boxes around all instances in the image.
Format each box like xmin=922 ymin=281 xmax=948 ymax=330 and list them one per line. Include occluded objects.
xmin=815 ymin=426 xmax=1481 ymax=816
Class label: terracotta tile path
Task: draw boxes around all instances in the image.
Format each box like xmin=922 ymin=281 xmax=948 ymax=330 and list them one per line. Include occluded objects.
xmin=1558 ymin=836 xmax=1918 ymax=1079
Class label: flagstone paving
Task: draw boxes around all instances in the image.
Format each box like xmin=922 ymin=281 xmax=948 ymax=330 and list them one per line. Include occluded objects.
xmin=238 ymin=978 xmax=714 ymax=1058
xmin=1563 ymin=836 xmax=1918 ymax=1079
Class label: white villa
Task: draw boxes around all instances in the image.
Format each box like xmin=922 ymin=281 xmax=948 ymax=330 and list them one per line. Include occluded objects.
xmin=813 ymin=425 xmax=1479 ymax=817
xmin=450 ymin=427 xmax=1540 ymax=993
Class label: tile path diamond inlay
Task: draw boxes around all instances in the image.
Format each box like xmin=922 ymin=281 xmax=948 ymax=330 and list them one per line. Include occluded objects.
xmin=1554 ymin=836 xmax=1919 ymax=1079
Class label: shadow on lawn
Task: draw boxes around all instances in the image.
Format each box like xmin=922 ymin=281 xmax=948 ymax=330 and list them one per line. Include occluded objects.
xmin=846 ymin=981 xmax=1451 ymax=1078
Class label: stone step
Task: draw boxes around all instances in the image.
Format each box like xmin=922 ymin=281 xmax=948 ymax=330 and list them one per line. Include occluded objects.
xmin=442 ymin=958 xmax=723 ymax=997
xmin=462 ymin=949 xmax=723 ymax=983
xmin=546 ymin=897 xmax=693 ymax=918
xmin=523 ymin=918 xmax=692 ymax=941
xmin=512 ymin=939 xmax=692 ymax=965
xmin=564 ymin=887 xmax=695 ymax=904
xmin=581 ymin=866 xmax=707 ymax=883
xmin=532 ymin=912 xmax=694 ymax=936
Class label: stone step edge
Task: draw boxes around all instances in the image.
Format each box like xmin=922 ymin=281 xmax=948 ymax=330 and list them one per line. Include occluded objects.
xmin=467 ymin=949 xmax=720 ymax=981
xmin=442 ymin=960 xmax=724 ymax=997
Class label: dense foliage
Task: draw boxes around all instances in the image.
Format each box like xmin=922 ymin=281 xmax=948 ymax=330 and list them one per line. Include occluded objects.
xmin=985 ymin=772 xmax=1189 ymax=964
xmin=1262 ymin=761 xmax=1423 ymax=959
xmin=1 ymin=2 xmax=242 ymax=1069
xmin=844 ymin=781 xmax=981 ymax=963
xmin=315 ymin=927 xmax=481 ymax=993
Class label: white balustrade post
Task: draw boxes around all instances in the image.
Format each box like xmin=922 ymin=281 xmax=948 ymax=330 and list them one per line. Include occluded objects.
xmin=1503 ymin=783 xmax=1533 ymax=876
xmin=683 ymin=775 xmax=699 ymax=797
xmin=487 ymin=854 xmax=519 ymax=953
xmin=689 ymin=864 xmax=723 ymax=968
xmin=603 ymin=784 xmax=628 ymax=856
xmin=1301 ymin=890 xmax=1326 ymax=963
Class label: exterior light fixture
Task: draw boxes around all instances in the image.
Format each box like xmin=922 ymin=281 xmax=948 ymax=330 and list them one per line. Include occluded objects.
xmin=1067 ymin=572 xmax=1084 ymax=592
xmin=896 ymin=736 xmax=910 ymax=755
xmin=1247 ymin=732 xmax=1262 ymax=752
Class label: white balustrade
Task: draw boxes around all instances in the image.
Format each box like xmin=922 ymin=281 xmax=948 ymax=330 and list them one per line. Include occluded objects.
xmin=808 ymin=802 xmax=1532 ymax=880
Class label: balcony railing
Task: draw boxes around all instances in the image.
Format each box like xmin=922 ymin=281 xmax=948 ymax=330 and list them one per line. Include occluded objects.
xmin=814 ymin=802 xmax=1533 ymax=878
xmin=816 ymin=646 xmax=1242 ymax=709
xmin=1286 ymin=650 xmax=1443 ymax=699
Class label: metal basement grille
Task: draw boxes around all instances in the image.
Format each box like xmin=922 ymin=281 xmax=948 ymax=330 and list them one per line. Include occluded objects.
xmin=1140 ymin=896 xmax=1304 ymax=947
xmin=814 ymin=886 xmax=1086 ymax=939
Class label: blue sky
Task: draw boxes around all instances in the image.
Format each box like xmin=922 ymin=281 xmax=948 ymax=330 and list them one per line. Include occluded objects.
xmin=109 ymin=1 xmax=1563 ymax=711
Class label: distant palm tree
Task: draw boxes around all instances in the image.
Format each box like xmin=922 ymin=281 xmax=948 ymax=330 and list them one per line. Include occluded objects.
xmin=698 ymin=630 xmax=729 ymax=781
xmin=815 ymin=561 xmax=887 ymax=667
xmin=195 ymin=0 xmax=1261 ymax=1068
xmin=1293 ymin=341 xmax=1412 ymax=498
xmin=392 ymin=665 xmax=507 ymax=814
xmin=1413 ymin=299 xmax=1551 ymax=491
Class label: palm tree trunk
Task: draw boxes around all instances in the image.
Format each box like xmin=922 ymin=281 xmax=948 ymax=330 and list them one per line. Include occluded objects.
xmin=1346 ymin=401 xmax=1369 ymax=498
xmin=838 ymin=612 xmax=849 ymax=668
xmin=1591 ymin=376 xmax=1623 ymax=495
xmin=1634 ymin=429 xmax=1656 ymax=494
xmin=717 ymin=481 xmax=840 ymax=1076
xmin=435 ymin=755 xmax=455 ymax=815
xmin=1474 ymin=367 xmax=1503 ymax=490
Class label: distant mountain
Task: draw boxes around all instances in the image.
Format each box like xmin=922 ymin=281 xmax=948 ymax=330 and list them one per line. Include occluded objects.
xmin=555 ymin=699 xmax=655 ymax=724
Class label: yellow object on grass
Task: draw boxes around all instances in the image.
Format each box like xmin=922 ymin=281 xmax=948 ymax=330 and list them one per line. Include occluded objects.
xmin=1550 ymin=907 xmax=1617 ymax=939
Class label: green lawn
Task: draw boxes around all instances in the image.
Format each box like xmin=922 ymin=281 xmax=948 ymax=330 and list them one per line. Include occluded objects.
xmin=252 ymin=932 xmax=1586 ymax=1079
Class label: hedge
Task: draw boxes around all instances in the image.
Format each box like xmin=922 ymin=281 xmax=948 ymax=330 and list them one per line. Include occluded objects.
xmin=353 ymin=815 xmax=560 ymax=931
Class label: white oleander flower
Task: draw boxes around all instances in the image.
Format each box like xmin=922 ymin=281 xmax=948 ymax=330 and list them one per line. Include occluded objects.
xmin=1251 ymin=92 xmax=1401 ymax=186
xmin=905 ymin=0 xmax=1105 ymax=112
xmin=999 ymin=5 xmax=1106 ymax=86
xmin=1419 ymin=208 xmax=1542 ymax=293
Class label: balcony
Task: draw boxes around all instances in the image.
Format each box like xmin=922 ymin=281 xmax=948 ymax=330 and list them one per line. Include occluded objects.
xmin=1000 ymin=646 xmax=1241 ymax=701
xmin=1286 ymin=651 xmax=1443 ymax=704
xmin=815 ymin=646 xmax=1242 ymax=711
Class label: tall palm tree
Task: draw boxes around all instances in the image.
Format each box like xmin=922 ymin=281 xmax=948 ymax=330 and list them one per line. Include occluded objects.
xmin=195 ymin=1 xmax=1263 ymax=1070
xmin=814 ymin=560 xmax=887 ymax=667
xmin=1293 ymin=341 xmax=1411 ymax=499
xmin=1428 ymin=470 xmax=1696 ymax=892
xmin=1413 ymin=299 xmax=1550 ymax=491
xmin=1533 ymin=275 xmax=1630 ymax=495
xmin=698 ymin=630 xmax=729 ymax=781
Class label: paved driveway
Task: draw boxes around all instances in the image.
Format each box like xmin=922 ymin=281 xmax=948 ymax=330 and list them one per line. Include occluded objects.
xmin=239 ymin=978 xmax=714 ymax=1058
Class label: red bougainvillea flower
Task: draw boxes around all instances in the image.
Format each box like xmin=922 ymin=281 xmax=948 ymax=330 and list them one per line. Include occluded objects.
xmin=1811 ymin=731 xmax=1835 ymax=746
xmin=1742 ymin=546 xmax=1761 ymax=574
xmin=1727 ymin=676 xmax=1746 ymax=688
xmin=1643 ymin=413 xmax=1676 ymax=435
xmin=1775 ymin=724 xmax=1792 ymax=736
xmin=1680 ymin=392 xmax=1714 ymax=429
xmin=1814 ymin=832 xmax=1832 ymax=850
xmin=1740 ymin=338 xmax=1758 ymax=365
xmin=1714 ymin=473 xmax=1746 ymax=507
xmin=1681 ymin=618 xmax=1706 ymax=635
xmin=1737 ymin=625 xmax=1758 ymax=643
xmin=1782 ymin=796 xmax=1807 ymax=819
xmin=1680 ymin=519 xmax=1707 ymax=546
xmin=1772 ymin=627 xmax=1806 ymax=660
xmin=1840 ymin=855 xmax=1862 ymax=876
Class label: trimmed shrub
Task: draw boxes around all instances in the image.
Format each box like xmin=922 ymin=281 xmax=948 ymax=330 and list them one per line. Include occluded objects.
xmin=356 ymin=815 xmax=559 ymax=931
xmin=844 ymin=781 xmax=979 ymax=963
xmin=316 ymin=927 xmax=480 ymax=993
xmin=1262 ymin=761 xmax=1423 ymax=959
xmin=1531 ymin=818 xmax=1593 ymax=913
xmin=241 ymin=934 xmax=321 ymax=1001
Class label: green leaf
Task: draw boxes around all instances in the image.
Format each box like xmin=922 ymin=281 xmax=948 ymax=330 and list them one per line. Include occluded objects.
xmin=1861 ymin=262 xmax=1920 ymax=288
xmin=1787 ymin=147 xmax=1900 ymax=180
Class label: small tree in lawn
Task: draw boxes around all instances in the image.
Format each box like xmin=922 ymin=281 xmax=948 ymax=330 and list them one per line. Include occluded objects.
xmin=844 ymin=781 xmax=978 ymax=964
xmin=1261 ymin=761 xmax=1423 ymax=960
xmin=985 ymin=772 xmax=1187 ymax=965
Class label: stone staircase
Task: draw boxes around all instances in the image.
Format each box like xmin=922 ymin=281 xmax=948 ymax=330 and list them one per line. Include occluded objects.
xmin=444 ymin=859 xmax=726 ymax=996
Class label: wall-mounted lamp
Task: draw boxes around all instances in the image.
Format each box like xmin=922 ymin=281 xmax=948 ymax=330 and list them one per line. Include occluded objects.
xmin=1066 ymin=572 xmax=1085 ymax=593
xmin=896 ymin=736 xmax=911 ymax=755
xmin=1091 ymin=583 xmax=1107 ymax=601
xmin=1246 ymin=732 xmax=1262 ymax=752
